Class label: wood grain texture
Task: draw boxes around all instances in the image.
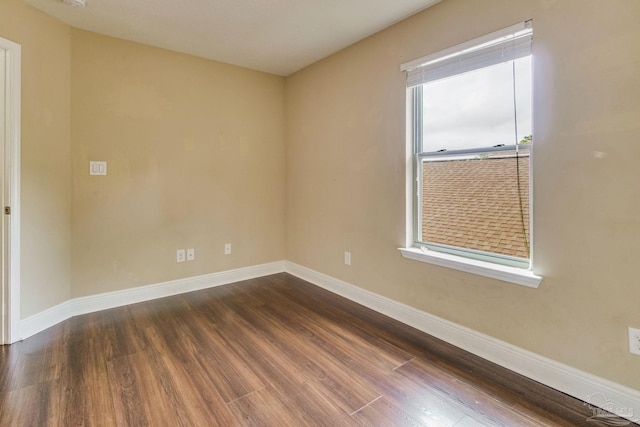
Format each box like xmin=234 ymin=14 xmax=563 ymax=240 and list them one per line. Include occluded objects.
xmin=0 ymin=273 xmax=633 ymax=426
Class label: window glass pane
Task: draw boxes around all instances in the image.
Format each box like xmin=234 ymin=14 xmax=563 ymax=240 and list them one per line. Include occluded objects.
xmin=421 ymin=56 xmax=532 ymax=152
xmin=420 ymin=149 xmax=530 ymax=259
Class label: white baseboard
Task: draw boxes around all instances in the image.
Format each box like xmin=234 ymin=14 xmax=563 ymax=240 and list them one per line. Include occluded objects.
xmin=19 ymin=261 xmax=285 ymax=340
xmin=285 ymin=261 xmax=640 ymax=424
xmin=19 ymin=301 xmax=70 ymax=341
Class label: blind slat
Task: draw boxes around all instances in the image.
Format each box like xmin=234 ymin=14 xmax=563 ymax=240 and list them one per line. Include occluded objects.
xmin=405 ymin=22 xmax=532 ymax=88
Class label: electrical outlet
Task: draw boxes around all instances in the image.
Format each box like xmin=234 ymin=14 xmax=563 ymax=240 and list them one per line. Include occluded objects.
xmin=224 ymin=243 xmax=231 ymax=255
xmin=186 ymin=248 xmax=195 ymax=261
xmin=629 ymin=327 xmax=640 ymax=356
xmin=344 ymin=251 xmax=351 ymax=266
xmin=176 ymin=249 xmax=186 ymax=263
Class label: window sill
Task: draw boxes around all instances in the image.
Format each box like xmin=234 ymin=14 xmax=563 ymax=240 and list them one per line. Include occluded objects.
xmin=398 ymin=247 xmax=542 ymax=288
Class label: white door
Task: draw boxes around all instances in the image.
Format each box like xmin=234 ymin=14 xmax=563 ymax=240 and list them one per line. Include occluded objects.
xmin=0 ymin=47 xmax=7 ymax=344
xmin=0 ymin=37 xmax=21 ymax=345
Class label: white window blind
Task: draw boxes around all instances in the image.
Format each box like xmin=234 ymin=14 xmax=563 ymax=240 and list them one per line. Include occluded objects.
xmin=402 ymin=21 xmax=532 ymax=88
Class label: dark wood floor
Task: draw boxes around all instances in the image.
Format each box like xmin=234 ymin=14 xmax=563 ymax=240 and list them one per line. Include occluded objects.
xmin=0 ymin=273 xmax=631 ymax=426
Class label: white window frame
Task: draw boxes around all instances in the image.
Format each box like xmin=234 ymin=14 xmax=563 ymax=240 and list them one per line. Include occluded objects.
xmin=398 ymin=21 xmax=542 ymax=288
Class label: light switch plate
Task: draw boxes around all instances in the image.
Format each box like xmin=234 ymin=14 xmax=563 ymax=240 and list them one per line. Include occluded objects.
xmin=89 ymin=161 xmax=107 ymax=176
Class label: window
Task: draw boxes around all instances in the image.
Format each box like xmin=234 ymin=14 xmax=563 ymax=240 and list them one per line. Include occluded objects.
xmin=402 ymin=21 xmax=534 ymax=271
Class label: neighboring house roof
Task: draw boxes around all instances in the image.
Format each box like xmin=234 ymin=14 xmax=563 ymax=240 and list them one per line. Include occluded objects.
xmin=422 ymin=152 xmax=530 ymax=259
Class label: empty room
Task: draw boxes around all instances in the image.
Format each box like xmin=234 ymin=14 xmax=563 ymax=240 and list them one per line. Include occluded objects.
xmin=0 ymin=0 xmax=639 ymax=425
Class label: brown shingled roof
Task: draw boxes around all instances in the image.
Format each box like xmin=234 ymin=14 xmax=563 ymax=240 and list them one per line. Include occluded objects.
xmin=421 ymin=152 xmax=530 ymax=259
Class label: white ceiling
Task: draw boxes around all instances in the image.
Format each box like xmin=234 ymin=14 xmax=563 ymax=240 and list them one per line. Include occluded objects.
xmin=26 ymin=0 xmax=441 ymax=76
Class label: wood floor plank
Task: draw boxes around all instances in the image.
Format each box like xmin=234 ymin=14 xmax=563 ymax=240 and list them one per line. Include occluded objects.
xmin=0 ymin=344 xmax=20 ymax=393
xmin=453 ymin=415 xmax=500 ymax=427
xmin=260 ymin=302 xmax=403 ymax=378
xmin=107 ymin=354 xmax=152 ymax=426
xmin=350 ymin=396 xmax=427 ymax=427
xmin=258 ymin=278 xmax=415 ymax=371
xmin=146 ymin=325 xmax=238 ymax=426
xmin=396 ymin=358 xmax=565 ymax=427
xmin=60 ymin=336 xmax=117 ymax=426
xmin=98 ymin=307 xmax=149 ymax=362
xmin=265 ymin=275 xmax=422 ymax=362
xmin=225 ymin=293 xmax=381 ymax=415
xmin=0 ymin=380 xmax=64 ymax=427
xmin=115 ymin=349 xmax=182 ymax=426
xmin=179 ymin=299 xmax=266 ymax=403
xmin=371 ymin=367 xmax=469 ymax=426
xmin=0 ymin=273 xmax=631 ymax=426
xmin=1 ymin=323 xmax=67 ymax=393
xmin=110 ymin=345 xmax=234 ymax=426
xmin=206 ymin=305 xmax=355 ymax=425
xmin=226 ymin=387 xmax=302 ymax=427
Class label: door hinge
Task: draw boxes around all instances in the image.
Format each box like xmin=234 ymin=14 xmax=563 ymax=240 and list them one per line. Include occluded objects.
xmin=4 ymin=206 xmax=10 ymax=215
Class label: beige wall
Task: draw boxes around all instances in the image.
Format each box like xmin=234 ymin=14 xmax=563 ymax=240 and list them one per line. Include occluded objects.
xmin=285 ymin=0 xmax=640 ymax=390
xmin=0 ymin=0 xmax=72 ymax=318
xmin=71 ymin=30 xmax=285 ymax=297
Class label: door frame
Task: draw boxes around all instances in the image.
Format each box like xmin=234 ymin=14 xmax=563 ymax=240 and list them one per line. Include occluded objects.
xmin=0 ymin=36 xmax=21 ymax=344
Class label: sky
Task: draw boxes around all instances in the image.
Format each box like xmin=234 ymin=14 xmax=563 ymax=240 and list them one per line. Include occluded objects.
xmin=421 ymin=56 xmax=532 ymax=152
